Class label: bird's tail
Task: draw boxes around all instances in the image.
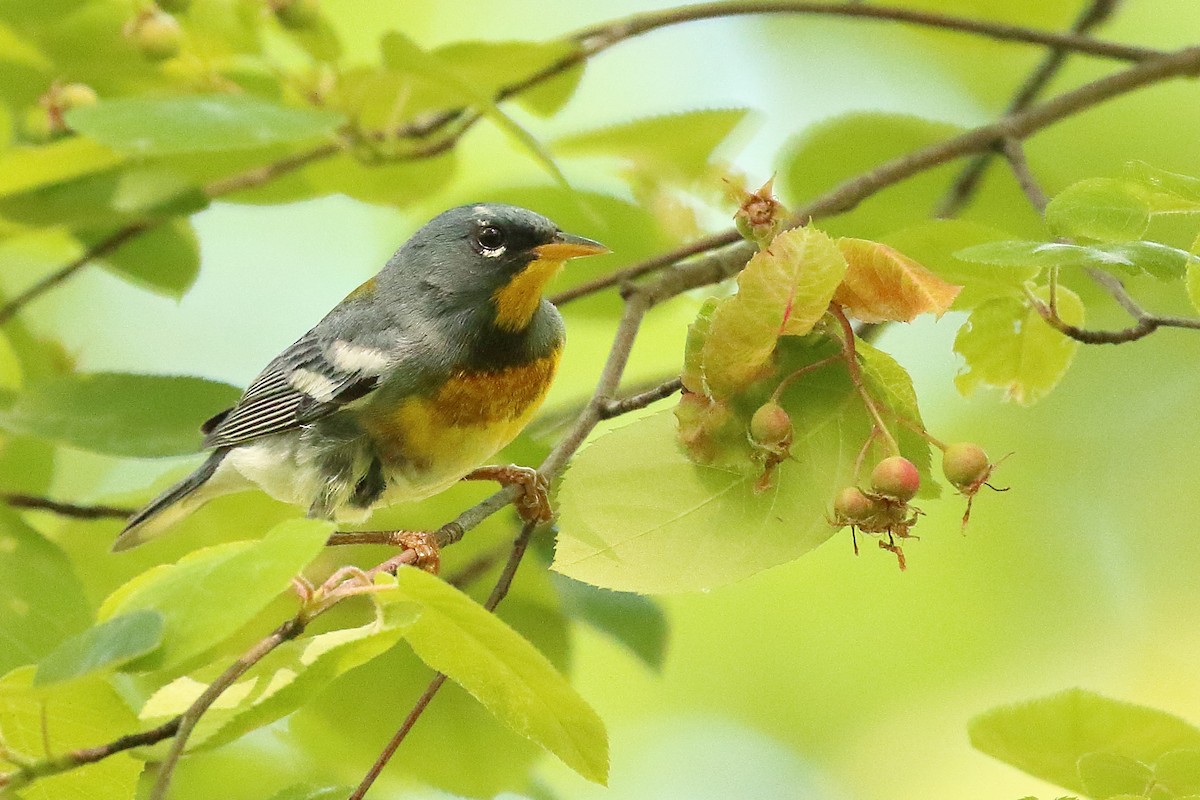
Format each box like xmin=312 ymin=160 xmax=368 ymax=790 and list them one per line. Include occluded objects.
xmin=112 ymin=448 xmax=232 ymax=552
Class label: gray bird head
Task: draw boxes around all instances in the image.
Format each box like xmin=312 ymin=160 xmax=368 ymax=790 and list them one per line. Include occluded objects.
xmin=383 ymin=203 xmax=608 ymax=333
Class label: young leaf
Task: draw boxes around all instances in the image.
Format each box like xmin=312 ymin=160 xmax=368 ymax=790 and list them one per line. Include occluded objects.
xmin=136 ymin=598 xmax=417 ymax=751
xmin=34 ymin=610 xmax=164 ymax=686
xmin=1124 ymin=161 xmax=1200 ymax=208
xmin=1045 ymin=178 xmax=1151 ymax=242
xmin=858 ymin=340 xmax=938 ymax=498
xmin=0 ymin=667 xmax=142 ymax=800
xmin=381 ymin=566 xmax=609 ymax=785
xmin=556 ymin=378 xmax=868 ymax=594
xmin=956 ymin=239 xmax=1197 ymax=280
xmin=834 ymin=237 xmax=960 ymax=322
xmin=883 ymin=219 xmax=1034 ymax=309
xmin=1187 ymin=235 xmax=1200 ymax=313
xmin=702 ymin=227 xmax=846 ymax=397
xmin=1077 ymin=752 xmax=1154 ymax=799
xmin=1154 ymin=750 xmax=1200 ymax=796
xmin=553 ymin=109 xmax=752 ymax=180
xmin=99 ymin=519 xmax=331 ymax=674
xmin=955 ymin=240 xmax=1088 ymax=269
xmin=969 ymin=689 xmax=1200 ymax=795
xmin=0 ymin=508 xmax=91 ymax=676
xmin=96 ymin=217 xmax=201 ymax=299
xmin=433 ymin=39 xmax=583 ymax=117
xmin=65 ymin=95 xmax=345 ymax=154
xmin=551 ymin=574 xmax=668 ymax=670
xmin=954 ymin=287 xmax=1083 ymax=405
xmin=0 ymin=137 xmax=124 ymax=198
xmin=0 ymin=371 xmax=241 ymax=458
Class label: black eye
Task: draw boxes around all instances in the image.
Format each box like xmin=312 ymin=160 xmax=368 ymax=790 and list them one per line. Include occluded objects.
xmin=476 ymin=225 xmax=505 ymax=253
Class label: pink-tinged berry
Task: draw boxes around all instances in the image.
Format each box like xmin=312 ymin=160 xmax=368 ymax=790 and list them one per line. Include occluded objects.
xmin=834 ymin=486 xmax=875 ymax=523
xmin=870 ymin=456 xmax=920 ymax=502
xmin=749 ymin=400 xmax=793 ymax=451
xmin=942 ymin=442 xmax=990 ymax=491
xmin=130 ymin=11 xmax=183 ymax=61
xmin=57 ymin=83 xmax=99 ymax=110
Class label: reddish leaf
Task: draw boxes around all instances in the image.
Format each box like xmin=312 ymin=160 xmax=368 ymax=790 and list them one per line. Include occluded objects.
xmin=834 ymin=238 xmax=961 ymax=323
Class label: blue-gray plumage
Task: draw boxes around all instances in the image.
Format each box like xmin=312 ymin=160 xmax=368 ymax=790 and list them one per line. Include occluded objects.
xmin=114 ymin=204 xmax=606 ymax=552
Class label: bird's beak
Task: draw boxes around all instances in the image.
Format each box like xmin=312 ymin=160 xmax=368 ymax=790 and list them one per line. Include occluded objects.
xmin=533 ymin=231 xmax=610 ymax=261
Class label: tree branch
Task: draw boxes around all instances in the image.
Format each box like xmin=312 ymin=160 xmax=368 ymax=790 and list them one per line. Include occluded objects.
xmin=0 ymin=493 xmax=132 ymax=519
xmin=935 ymin=0 xmax=1125 ymax=217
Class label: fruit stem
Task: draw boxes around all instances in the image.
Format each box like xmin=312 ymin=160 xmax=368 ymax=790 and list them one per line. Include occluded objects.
xmin=829 ymin=303 xmax=900 ymax=456
xmin=891 ymin=413 xmax=947 ymax=451
xmin=853 ymin=426 xmax=880 ymax=482
xmin=769 ymin=353 xmax=841 ymax=403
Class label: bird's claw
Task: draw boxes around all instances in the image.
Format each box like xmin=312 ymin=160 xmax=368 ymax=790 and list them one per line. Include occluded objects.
xmin=394 ymin=530 xmax=441 ymax=574
xmin=464 ymin=464 xmax=552 ymax=524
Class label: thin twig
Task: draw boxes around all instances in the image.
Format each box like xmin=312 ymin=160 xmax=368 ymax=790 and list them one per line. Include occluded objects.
xmin=599 ymin=377 xmax=684 ymax=419
xmin=935 ymin=0 xmax=1125 ymax=216
xmin=999 ymin=138 xmax=1051 ymax=213
xmin=0 ymin=493 xmax=132 ymax=520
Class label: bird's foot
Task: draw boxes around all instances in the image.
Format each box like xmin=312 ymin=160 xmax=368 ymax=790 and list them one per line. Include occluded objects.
xmin=392 ymin=530 xmax=441 ymax=575
xmin=463 ymin=464 xmax=552 ymax=524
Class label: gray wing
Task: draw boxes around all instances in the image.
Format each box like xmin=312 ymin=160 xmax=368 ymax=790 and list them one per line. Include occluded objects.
xmin=202 ymin=330 xmax=393 ymax=449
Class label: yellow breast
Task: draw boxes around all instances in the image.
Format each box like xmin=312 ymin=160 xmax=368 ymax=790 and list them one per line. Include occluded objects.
xmin=362 ymin=349 xmax=560 ymax=490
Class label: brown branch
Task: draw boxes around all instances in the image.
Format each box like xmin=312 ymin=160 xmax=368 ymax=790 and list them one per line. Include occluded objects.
xmin=0 ymin=493 xmax=132 ymax=520
xmin=599 ymin=377 xmax=684 ymax=419
xmin=936 ymin=0 xmax=1125 ymax=217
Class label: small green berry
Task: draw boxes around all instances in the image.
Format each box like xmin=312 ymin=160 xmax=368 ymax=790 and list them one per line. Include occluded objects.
xmin=131 ymin=11 xmax=183 ymax=61
xmin=942 ymin=442 xmax=990 ymax=491
xmin=870 ymin=456 xmax=920 ymax=502
xmin=834 ymin=486 xmax=875 ymax=523
xmin=749 ymin=400 xmax=793 ymax=450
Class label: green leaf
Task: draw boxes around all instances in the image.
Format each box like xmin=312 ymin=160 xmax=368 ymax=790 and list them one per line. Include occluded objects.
xmin=553 ymin=109 xmax=752 ymax=180
xmin=265 ymin=786 xmax=357 ymax=800
xmin=555 ymin=389 xmax=866 ymax=593
xmin=65 ymin=95 xmax=345 ymax=155
xmin=0 ymin=165 xmax=207 ymax=229
xmin=956 ymin=239 xmax=1197 ymax=281
xmin=0 ymin=508 xmax=91 ymax=675
xmin=953 ymin=287 xmax=1083 ymax=405
xmin=1077 ymin=752 xmax=1154 ymax=799
xmin=702 ymin=228 xmax=846 ymax=397
xmin=95 ymin=218 xmax=201 ymax=298
xmin=1124 ymin=161 xmax=1200 ymax=208
xmin=1155 ymin=750 xmax=1200 ymax=797
xmin=883 ymin=221 xmax=1032 ymax=309
xmin=1046 ymin=178 xmax=1151 ymax=242
xmin=136 ymin=597 xmax=417 ymax=751
xmin=0 ymin=371 xmax=241 ymax=458
xmin=551 ymin=574 xmax=668 ymax=670
xmin=858 ymin=339 xmax=938 ymax=499
xmin=0 ymin=137 xmax=124 ymax=198
xmin=433 ymin=39 xmax=584 ymax=117
xmin=1096 ymin=241 xmax=1197 ymax=281
xmin=969 ymin=689 xmax=1200 ymax=795
xmin=99 ymin=519 xmax=331 ymax=674
xmin=0 ymin=667 xmax=142 ymax=800
xmin=381 ymin=566 xmax=609 ymax=784
xmin=34 ymin=610 xmax=163 ymax=686
xmin=955 ymin=240 xmax=1089 ymax=269
xmin=1187 ymin=235 xmax=1200 ymax=313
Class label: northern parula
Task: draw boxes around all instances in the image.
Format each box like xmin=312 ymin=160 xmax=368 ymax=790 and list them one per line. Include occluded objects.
xmin=113 ymin=204 xmax=607 ymax=553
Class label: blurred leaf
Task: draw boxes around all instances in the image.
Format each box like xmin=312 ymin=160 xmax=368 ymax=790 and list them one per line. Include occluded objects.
xmin=955 ymin=240 xmax=1197 ymax=281
xmin=953 ymin=286 xmax=1083 ymax=405
xmin=34 ymin=610 xmax=163 ymax=686
xmin=1046 ymin=178 xmax=1151 ymax=242
xmin=1124 ymin=161 xmax=1200 ymax=208
xmin=0 ymin=436 xmax=55 ymax=496
xmin=702 ymin=228 xmax=846 ymax=397
xmin=137 ymin=597 xmax=417 ymax=751
xmin=434 ymin=39 xmax=583 ymax=117
xmin=1187 ymin=235 xmax=1200 ymax=313
xmin=555 ymin=390 xmax=865 ymax=593
xmin=186 ymin=0 xmax=264 ymax=58
xmin=0 ymin=371 xmax=240 ymax=458
xmin=94 ymin=218 xmax=201 ymax=298
xmin=99 ymin=519 xmax=331 ymax=674
xmin=553 ymin=109 xmax=751 ymax=180
xmin=834 ymin=238 xmax=960 ymax=322
xmin=66 ymin=95 xmax=345 ymax=154
xmin=551 ymin=574 xmax=668 ymax=670
xmin=285 ymin=15 xmax=343 ymax=62
xmin=1077 ymin=752 xmax=1154 ymax=799
xmin=1155 ymin=750 xmax=1200 ymax=797
xmin=382 ymin=566 xmax=608 ymax=784
xmin=0 ymin=667 xmax=141 ymax=800
xmin=265 ymin=786 xmax=357 ymax=800
xmin=883 ymin=220 xmax=1033 ymax=309
xmin=381 ymin=31 xmax=567 ymax=187
xmin=970 ymin=689 xmax=1200 ymax=795
xmin=0 ymin=165 xmax=208 ymax=228
xmin=303 ymin=150 xmax=456 ymax=207
xmin=0 ymin=21 xmax=51 ymax=70
xmin=0 ymin=137 xmax=123 ymax=198
xmin=858 ymin=339 xmax=938 ymax=499
xmin=0 ymin=508 xmax=91 ymax=675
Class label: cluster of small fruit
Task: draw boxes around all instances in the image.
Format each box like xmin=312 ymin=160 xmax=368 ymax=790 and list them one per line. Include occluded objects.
xmin=832 ymin=443 xmax=996 ymax=570
xmin=122 ymin=0 xmax=319 ymax=62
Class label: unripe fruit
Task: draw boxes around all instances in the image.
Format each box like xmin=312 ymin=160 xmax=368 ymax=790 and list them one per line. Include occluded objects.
xmin=58 ymin=83 xmax=99 ymax=110
xmin=834 ymin=486 xmax=875 ymax=523
xmin=870 ymin=456 xmax=920 ymax=502
xmin=942 ymin=442 xmax=990 ymax=490
xmin=131 ymin=11 xmax=182 ymax=61
xmin=274 ymin=0 xmax=321 ymax=29
xmin=749 ymin=400 xmax=792 ymax=450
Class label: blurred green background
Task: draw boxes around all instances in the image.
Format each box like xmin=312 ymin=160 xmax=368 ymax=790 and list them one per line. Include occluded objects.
xmin=6 ymin=1 xmax=1200 ymax=798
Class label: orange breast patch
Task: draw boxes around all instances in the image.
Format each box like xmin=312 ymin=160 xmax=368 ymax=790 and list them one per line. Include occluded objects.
xmin=428 ymin=349 xmax=561 ymax=427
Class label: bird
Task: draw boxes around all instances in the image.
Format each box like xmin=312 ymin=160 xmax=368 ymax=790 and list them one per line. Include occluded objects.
xmin=113 ymin=203 xmax=608 ymax=557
